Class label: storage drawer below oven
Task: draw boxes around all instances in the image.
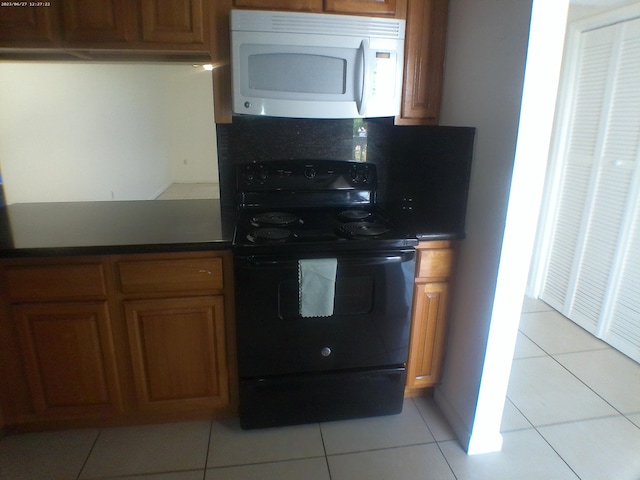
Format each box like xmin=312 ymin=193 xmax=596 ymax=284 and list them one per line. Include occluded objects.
xmin=239 ymin=366 xmax=406 ymax=429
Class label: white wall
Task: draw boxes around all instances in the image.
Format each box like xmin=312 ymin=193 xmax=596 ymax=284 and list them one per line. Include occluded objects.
xmin=434 ymin=0 xmax=533 ymax=451
xmin=165 ymin=66 xmax=218 ymax=184
xmin=0 ymin=63 xmax=217 ymax=204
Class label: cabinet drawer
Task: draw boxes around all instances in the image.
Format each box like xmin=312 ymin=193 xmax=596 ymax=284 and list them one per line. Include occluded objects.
xmin=416 ymin=249 xmax=454 ymax=279
xmin=4 ymin=264 xmax=107 ymax=301
xmin=117 ymin=257 xmax=223 ymax=294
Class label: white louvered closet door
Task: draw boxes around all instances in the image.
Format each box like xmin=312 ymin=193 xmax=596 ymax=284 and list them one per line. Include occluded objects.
xmin=541 ymin=17 xmax=640 ymax=363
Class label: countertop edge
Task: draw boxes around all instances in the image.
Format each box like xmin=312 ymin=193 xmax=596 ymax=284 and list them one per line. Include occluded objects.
xmin=0 ymin=240 xmax=233 ymax=259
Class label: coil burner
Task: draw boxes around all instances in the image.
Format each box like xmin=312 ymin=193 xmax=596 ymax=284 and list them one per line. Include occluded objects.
xmin=247 ymin=227 xmax=293 ymax=243
xmin=339 ymin=222 xmax=390 ymax=238
xmin=339 ymin=209 xmax=373 ymax=221
xmin=251 ymin=212 xmax=299 ymax=227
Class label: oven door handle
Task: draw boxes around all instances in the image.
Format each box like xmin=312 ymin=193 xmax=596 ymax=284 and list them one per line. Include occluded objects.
xmin=235 ymin=251 xmax=415 ymax=268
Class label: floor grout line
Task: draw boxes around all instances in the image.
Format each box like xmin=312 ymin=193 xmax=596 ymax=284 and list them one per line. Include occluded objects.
xmin=75 ymin=428 xmax=102 ymax=480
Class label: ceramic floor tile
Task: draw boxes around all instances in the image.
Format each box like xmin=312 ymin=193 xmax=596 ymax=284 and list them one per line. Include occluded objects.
xmin=513 ymin=331 xmax=547 ymax=359
xmin=206 ymin=458 xmax=330 ymax=480
xmin=518 ymin=310 xmax=608 ymax=355
xmin=207 ymin=418 xmax=325 ymax=467
xmin=412 ymin=396 xmax=456 ymax=441
xmin=440 ymin=429 xmax=579 ymax=480
xmin=327 ymin=444 xmax=455 ymax=480
xmin=320 ymin=399 xmax=434 ymax=455
xmin=0 ymin=429 xmax=99 ymax=480
xmin=500 ymin=398 xmax=532 ymax=432
xmin=539 ymin=416 xmax=640 ymax=480
xmin=101 ymin=471 xmax=204 ymax=480
xmin=507 ymin=356 xmax=617 ymax=426
xmin=628 ymin=413 xmax=640 ymax=428
xmin=554 ymin=348 xmax=640 ymax=414
xmin=79 ymin=421 xmax=211 ymax=479
xmin=521 ymin=296 xmax=554 ymax=313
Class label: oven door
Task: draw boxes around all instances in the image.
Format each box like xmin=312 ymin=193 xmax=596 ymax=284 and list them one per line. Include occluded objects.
xmin=234 ymin=249 xmax=416 ymax=378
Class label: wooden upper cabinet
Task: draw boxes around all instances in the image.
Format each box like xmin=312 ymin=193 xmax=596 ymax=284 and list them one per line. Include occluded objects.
xmin=61 ymin=0 xmax=135 ymax=43
xmin=140 ymin=0 xmax=207 ymax=45
xmin=233 ymin=0 xmax=322 ymax=11
xmin=324 ymin=0 xmax=402 ymax=17
xmin=0 ymin=5 xmax=60 ymax=45
xmin=398 ymin=0 xmax=449 ymax=125
xmin=0 ymin=0 xmax=209 ymax=50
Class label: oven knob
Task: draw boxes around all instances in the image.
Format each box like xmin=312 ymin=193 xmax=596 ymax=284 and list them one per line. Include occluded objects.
xmin=304 ymin=167 xmax=316 ymax=180
xmin=320 ymin=346 xmax=332 ymax=357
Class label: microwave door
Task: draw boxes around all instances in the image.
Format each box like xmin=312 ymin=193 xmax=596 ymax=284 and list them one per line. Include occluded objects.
xmin=232 ymin=38 xmax=364 ymax=118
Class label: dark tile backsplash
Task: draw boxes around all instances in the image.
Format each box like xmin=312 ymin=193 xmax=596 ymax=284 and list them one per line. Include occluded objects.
xmin=216 ymin=115 xmax=475 ymax=237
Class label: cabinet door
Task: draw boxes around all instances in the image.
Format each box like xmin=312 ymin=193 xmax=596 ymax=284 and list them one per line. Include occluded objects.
xmin=125 ymin=296 xmax=228 ymax=414
xmin=406 ymin=282 xmax=450 ymax=389
xmin=61 ymin=0 xmax=135 ymax=43
xmin=14 ymin=302 xmax=123 ymax=418
xmin=0 ymin=5 xmax=60 ymax=45
xmin=233 ymin=0 xmax=322 ymax=10
xmin=140 ymin=0 xmax=206 ymax=45
xmin=324 ymin=0 xmax=401 ymax=16
xmin=397 ymin=0 xmax=448 ymax=125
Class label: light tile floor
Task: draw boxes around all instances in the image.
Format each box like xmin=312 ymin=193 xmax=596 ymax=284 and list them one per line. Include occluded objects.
xmin=1 ymin=298 xmax=640 ymax=479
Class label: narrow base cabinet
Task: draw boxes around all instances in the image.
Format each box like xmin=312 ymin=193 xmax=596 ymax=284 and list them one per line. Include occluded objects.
xmin=0 ymin=251 xmax=235 ymax=431
xmin=405 ymin=241 xmax=456 ymax=396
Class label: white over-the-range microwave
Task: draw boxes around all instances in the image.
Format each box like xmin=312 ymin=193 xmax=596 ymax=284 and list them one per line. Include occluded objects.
xmin=230 ymin=9 xmax=406 ymax=119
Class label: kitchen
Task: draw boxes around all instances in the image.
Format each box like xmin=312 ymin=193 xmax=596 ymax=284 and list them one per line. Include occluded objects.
xmin=0 ymin=0 xmax=561 ymax=478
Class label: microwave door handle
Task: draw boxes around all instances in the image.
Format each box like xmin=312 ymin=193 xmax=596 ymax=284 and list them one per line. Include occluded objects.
xmin=357 ymin=39 xmax=370 ymax=116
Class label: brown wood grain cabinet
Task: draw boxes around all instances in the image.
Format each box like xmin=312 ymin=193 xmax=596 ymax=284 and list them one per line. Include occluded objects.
xmin=0 ymin=251 xmax=235 ymax=430
xmin=61 ymin=0 xmax=136 ymax=44
xmin=405 ymin=241 xmax=456 ymax=396
xmin=397 ymin=0 xmax=448 ymax=125
xmin=0 ymin=0 xmax=209 ymax=52
xmin=233 ymin=0 xmax=322 ymax=10
xmin=125 ymin=296 xmax=227 ymax=414
xmin=139 ymin=0 xmax=207 ymax=45
xmin=0 ymin=4 xmax=61 ymax=46
xmin=0 ymin=258 xmax=124 ymax=425
xmin=115 ymin=252 xmax=230 ymax=416
xmin=13 ymin=301 xmax=124 ymax=419
xmin=324 ymin=0 xmax=402 ymax=16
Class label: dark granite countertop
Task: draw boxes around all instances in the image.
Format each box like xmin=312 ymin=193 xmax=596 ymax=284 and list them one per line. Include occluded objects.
xmin=0 ymin=200 xmax=236 ymax=258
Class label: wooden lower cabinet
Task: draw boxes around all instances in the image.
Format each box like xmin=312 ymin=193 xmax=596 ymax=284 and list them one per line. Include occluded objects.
xmin=13 ymin=301 xmax=123 ymax=419
xmin=405 ymin=241 xmax=455 ymax=395
xmin=125 ymin=296 xmax=228 ymax=414
xmin=0 ymin=251 xmax=234 ymax=430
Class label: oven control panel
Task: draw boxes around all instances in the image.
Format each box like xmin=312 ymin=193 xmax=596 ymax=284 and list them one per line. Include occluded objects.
xmin=238 ymin=160 xmax=377 ymax=191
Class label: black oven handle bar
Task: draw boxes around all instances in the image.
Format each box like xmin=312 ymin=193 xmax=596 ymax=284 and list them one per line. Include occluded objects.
xmin=235 ymin=249 xmax=416 ymax=269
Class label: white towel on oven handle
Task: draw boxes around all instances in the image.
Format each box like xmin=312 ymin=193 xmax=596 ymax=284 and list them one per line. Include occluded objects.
xmin=298 ymin=258 xmax=337 ymax=318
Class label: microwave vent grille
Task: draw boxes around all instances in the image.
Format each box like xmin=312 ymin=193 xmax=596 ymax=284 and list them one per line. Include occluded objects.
xmin=231 ymin=10 xmax=405 ymax=40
